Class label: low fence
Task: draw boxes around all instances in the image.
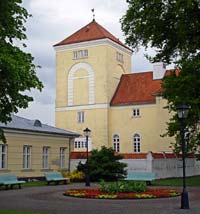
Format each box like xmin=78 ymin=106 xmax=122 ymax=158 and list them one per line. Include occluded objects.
xmin=70 ymin=151 xmax=200 ymax=179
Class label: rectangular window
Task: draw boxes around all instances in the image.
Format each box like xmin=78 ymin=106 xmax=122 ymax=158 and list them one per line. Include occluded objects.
xmin=133 ymin=108 xmax=140 ymax=117
xmin=60 ymin=148 xmax=66 ymax=168
xmin=23 ymin=145 xmax=31 ymax=169
xmin=73 ymin=49 xmax=88 ymax=59
xmin=116 ymin=52 xmax=124 ymax=63
xmin=42 ymin=147 xmax=49 ymax=169
xmin=0 ymin=144 xmax=7 ymax=169
xmin=77 ymin=111 xmax=84 ymax=123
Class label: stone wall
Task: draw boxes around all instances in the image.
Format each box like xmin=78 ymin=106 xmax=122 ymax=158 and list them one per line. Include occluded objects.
xmin=70 ymin=152 xmax=200 ymax=179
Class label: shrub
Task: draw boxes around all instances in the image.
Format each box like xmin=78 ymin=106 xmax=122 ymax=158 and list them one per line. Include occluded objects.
xmin=77 ymin=146 xmax=127 ymax=182
xmin=99 ymin=180 xmax=146 ymax=194
xmin=69 ymin=170 xmax=85 ymax=182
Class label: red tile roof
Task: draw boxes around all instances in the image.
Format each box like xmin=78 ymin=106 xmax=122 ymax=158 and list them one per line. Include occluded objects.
xmin=111 ymin=72 xmax=163 ymax=106
xmin=54 ymin=20 xmax=132 ymax=51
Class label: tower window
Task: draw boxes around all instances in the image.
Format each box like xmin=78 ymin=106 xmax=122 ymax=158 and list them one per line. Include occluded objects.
xmin=132 ymin=108 xmax=140 ymax=117
xmin=116 ymin=52 xmax=123 ymax=63
xmin=77 ymin=111 xmax=84 ymax=123
xmin=73 ymin=49 xmax=88 ymax=59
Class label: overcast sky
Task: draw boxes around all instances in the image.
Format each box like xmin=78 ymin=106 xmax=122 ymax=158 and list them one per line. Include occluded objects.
xmin=17 ymin=0 xmax=163 ymax=126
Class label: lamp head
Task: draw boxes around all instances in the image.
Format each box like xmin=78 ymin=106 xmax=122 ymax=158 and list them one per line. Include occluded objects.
xmin=176 ymin=104 xmax=190 ymax=119
xmin=83 ymin=127 xmax=91 ymax=137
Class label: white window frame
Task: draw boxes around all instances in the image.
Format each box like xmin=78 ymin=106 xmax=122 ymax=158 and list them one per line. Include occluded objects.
xmin=23 ymin=145 xmax=31 ymax=169
xmin=113 ymin=134 xmax=120 ymax=152
xmin=0 ymin=144 xmax=7 ymax=169
xmin=74 ymin=137 xmax=92 ymax=151
xmin=73 ymin=49 xmax=88 ymax=59
xmin=60 ymin=148 xmax=66 ymax=169
xmin=116 ymin=52 xmax=124 ymax=63
xmin=132 ymin=108 xmax=140 ymax=117
xmin=133 ymin=134 xmax=141 ymax=153
xmin=77 ymin=111 xmax=84 ymax=123
xmin=42 ymin=147 xmax=49 ymax=169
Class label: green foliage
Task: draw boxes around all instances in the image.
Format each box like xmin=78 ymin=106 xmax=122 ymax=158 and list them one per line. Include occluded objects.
xmin=99 ymin=180 xmax=146 ymax=194
xmin=121 ymin=0 xmax=200 ymax=154
xmin=77 ymin=146 xmax=127 ymax=181
xmin=162 ymin=56 xmax=200 ymax=154
xmin=0 ymin=0 xmax=43 ymax=142
xmin=121 ymin=0 xmax=200 ymax=63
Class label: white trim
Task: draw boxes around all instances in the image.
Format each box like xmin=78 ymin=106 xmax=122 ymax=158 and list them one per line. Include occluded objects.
xmin=56 ymin=103 xmax=109 ymax=111
xmin=54 ymin=38 xmax=132 ymax=56
xmin=68 ymin=62 xmax=95 ymax=105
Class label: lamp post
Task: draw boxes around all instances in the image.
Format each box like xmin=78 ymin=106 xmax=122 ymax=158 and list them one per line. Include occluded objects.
xmin=83 ymin=127 xmax=91 ymax=187
xmin=176 ymin=104 xmax=190 ymax=209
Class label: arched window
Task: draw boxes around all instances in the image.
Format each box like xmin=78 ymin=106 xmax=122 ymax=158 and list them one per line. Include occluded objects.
xmin=68 ymin=62 xmax=95 ymax=105
xmin=133 ymin=133 xmax=141 ymax=153
xmin=113 ymin=134 xmax=120 ymax=152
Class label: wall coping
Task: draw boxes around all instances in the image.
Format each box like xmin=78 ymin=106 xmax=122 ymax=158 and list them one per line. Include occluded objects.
xmin=70 ymin=151 xmax=199 ymax=159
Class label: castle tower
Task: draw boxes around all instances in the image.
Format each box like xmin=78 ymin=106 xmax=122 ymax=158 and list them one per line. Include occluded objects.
xmin=54 ymin=20 xmax=132 ymax=151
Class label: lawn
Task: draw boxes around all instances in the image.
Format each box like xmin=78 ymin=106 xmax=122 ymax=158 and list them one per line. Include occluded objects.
xmin=22 ymin=181 xmax=46 ymax=188
xmin=152 ymin=175 xmax=200 ymax=186
xmin=19 ymin=175 xmax=200 ymax=188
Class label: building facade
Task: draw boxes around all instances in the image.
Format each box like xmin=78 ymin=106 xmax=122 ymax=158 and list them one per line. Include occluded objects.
xmin=0 ymin=115 xmax=79 ymax=178
xmin=54 ymin=20 xmax=174 ymax=153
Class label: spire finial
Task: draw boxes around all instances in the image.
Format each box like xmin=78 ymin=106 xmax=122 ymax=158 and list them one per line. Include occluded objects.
xmin=91 ymin=8 xmax=95 ymax=21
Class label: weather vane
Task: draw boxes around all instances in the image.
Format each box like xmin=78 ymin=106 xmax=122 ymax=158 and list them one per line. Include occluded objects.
xmin=91 ymin=8 xmax=95 ymax=21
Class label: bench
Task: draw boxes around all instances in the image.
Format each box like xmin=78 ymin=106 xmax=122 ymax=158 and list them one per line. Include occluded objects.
xmin=124 ymin=171 xmax=155 ymax=185
xmin=0 ymin=174 xmax=25 ymax=190
xmin=44 ymin=172 xmax=70 ymax=185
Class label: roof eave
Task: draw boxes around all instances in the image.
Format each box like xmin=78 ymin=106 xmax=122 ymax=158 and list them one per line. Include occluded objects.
xmin=1 ymin=127 xmax=80 ymax=138
xmin=110 ymin=101 xmax=156 ymax=106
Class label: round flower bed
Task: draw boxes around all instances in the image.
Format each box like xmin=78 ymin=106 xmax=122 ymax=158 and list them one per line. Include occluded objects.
xmin=64 ymin=188 xmax=180 ymax=199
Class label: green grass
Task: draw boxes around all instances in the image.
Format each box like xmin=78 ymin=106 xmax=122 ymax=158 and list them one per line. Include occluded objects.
xmin=22 ymin=181 xmax=46 ymax=188
xmin=0 ymin=211 xmax=46 ymax=214
xmin=152 ymin=175 xmax=200 ymax=186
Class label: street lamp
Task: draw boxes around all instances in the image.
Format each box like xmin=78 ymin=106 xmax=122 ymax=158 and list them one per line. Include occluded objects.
xmin=176 ymin=104 xmax=190 ymax=209
xmin=83 ymin=127 xmax=91 ymax=187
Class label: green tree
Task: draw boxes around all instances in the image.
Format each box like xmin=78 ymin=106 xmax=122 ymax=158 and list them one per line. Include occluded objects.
xmin=0 ymin=0 xmax=43 ymax=142
xmin=77 ymin=146 xmax=127 ymax=181
xmin=121 ymin=0 xmax=200 ymax=154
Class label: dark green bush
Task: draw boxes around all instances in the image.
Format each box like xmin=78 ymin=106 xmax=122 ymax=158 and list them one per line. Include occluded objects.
xmin=77 ymin=146 xmax=127 ymax=181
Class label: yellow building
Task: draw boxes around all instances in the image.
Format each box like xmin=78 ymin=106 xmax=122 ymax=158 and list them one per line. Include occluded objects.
xmin=0 ymin=115 xmax=79 ymax=178
xmin=54 ymin=20 xmax=173 ymax=153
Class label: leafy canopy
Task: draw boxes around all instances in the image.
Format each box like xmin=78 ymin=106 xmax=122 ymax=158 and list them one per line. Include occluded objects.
xmin=0 ymin=0 xmax=43 ymax=142
xmin=121 ymin=0 xmax=200 ymax=154
xmin=77 ymin=146 xmax=127 ymax=181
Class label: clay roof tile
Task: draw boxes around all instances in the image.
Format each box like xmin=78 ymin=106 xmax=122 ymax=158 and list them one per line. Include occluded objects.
xmin=54 ymin=20 xmax=132 ymax=51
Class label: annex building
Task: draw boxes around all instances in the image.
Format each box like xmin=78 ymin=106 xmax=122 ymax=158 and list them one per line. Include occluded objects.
xmin=54 ymin=19 xmax=174 ymax=154
xmin=0 ymin=115 xmax=79 ymax=178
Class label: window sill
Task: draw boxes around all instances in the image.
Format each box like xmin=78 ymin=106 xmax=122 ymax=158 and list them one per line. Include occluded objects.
xmin=40 ymin=169 xmax=53 ymax=172
xmin=132 ymin=116 xmax=141 ymax=118
xmin=21 ymin=169 xmax=35 ymax=172
xmin=0 ymin=169 xmax=11 ymax=172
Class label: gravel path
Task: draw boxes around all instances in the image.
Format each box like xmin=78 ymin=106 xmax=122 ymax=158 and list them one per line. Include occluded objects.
xmin=0 ymin=183 xmax=199 ymax=214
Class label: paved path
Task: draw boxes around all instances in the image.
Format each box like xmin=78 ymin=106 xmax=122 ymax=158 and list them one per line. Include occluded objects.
xmin=0 ymin=183 xmax=199 ymax=214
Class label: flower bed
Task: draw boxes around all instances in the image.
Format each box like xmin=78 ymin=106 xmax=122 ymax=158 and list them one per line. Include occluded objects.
xmin=64 ymin=188 xmax=180 ymax=199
